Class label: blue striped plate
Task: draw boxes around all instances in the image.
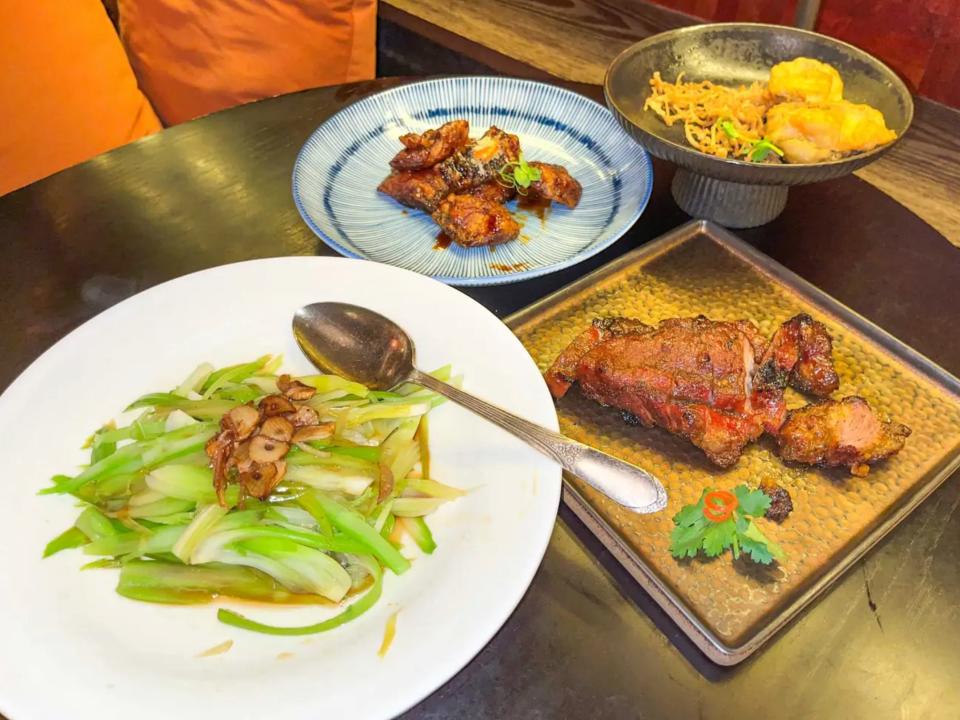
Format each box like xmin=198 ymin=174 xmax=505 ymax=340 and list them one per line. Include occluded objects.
xmin=292 ymin=77 xmax=653 ymax=286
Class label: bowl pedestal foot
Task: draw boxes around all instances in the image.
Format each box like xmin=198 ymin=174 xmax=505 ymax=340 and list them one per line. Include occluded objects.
xmin=671 ymin=169 xmax=788 ymax=228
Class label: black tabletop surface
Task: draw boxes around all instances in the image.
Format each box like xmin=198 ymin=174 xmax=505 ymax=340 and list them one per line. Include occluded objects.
xmin=2 ymin=78 xmax=958 ymax=720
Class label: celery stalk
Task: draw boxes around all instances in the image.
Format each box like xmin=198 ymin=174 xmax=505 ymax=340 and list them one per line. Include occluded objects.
xmin=95 ymin=419 xmax=166 ymax=444
xmin=75 ymin=506 xmax=117 ymax=540
xmin=258 ymin=355 xmax=284 ymax=376
xmin=44 ymin=423 xmax=216 ymax=495
xmin=297 ymin=494 xmax=334 ymax=536
xmin=128 ymin=497 xmax=195 ymax=519
xmin=328 ymin=445 xmax=381 ymax=463
xmin=215 ymin=536 xmax=352 ymax=600
xmin=405 ymin=478 xmax=466 ymax=500
xmin=173 ymin=504 xmax=228 ymax=563
xmin=300 ymin=374 xmax=369 ymax=398
xmin=84 ymin=524 xmax=186 ymax=557
xmin=298 ymin=491 xmax=410 ymax=575
xmin=126 ymin=394 xmax=238 ymax=420
xmin=191 ymin=525 xmax=368 ymax=564
xmin=402 ymin=517 xmax=437 ymax=554
xmin=217 ymin=557 xmax=383 ymax=635
xmin=285 ymin=465 xmax=374 ymax=496
xmin=173 ymin=362 xmax=214 ymax=397
xmin=76 ymin=473 xmax=142 ymax=502
xmin=117 ymin=559 xmax=325 ymax=605
xmin=284 ymin=451 xmax=378 ymax=473
xmin=146 ymin=464 xmax=239 ymax=506
xmin=200 ymin=356 xmax=272 ymax=397
xmin=210 ymin=384 xmax=260 ymax=404
xmin=342 ymin=401 xmax=430 ymax=428
xmin=372 ymin=499 xmax=395 ymax=533
xmin=43 ymin=527 xmax=88 ymax=557
xmin=380 ymin=419 xmax=420 ymax=484
xmin=90 ymin=434 xmax=117 ymax=464
xmin=392 ymin=497 xmax=448 ymax=517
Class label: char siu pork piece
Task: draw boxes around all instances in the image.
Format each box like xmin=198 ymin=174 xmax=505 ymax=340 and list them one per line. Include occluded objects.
xmin=544 ymin=317 xmax=652 ymax=399
xmin=759 ymin=479 xmax=794 ymax=522
xmin=468 ymin=180 xmax=517 ymax=204
xmin=377 ymin=167 xmax=450 ymax=213
xmin=432 ymin=193 xmax=521 ymax=247
xmin=528 ymin=162 xmax=583 ymax=208
xmin=389 ymin=120 xmax=470 ymax=170
xmin=547 ymin=316 xmax=781 ymax=466
xmin=545 ymin=314 xmax=845 ymax=467
xmin=776 ymin=396 xmax=911 ymax=476
xmin=755 ymin=313 xmax=840 ymax=396
xmin=438 ymin=126 xmax=521 ymax=191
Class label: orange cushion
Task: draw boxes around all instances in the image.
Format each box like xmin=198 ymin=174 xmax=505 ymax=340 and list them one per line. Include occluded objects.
xmin=0 ymin=0 xmax=162 ymax=196
xmin=118 ymin=0 xmax=377 ymax=125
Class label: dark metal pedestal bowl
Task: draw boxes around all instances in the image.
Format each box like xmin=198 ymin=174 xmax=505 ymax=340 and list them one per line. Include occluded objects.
xmin=604 ymin=23 xmax=914 ymax=228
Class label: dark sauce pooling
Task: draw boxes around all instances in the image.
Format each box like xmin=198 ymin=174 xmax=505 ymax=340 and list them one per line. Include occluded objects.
xmin=490 ymin=262 xmax=530 ymax=272
xmin=433 ymin=231 xmax=452 ymax=250
xmin=517 ymin=194 xmax=551 ymax=224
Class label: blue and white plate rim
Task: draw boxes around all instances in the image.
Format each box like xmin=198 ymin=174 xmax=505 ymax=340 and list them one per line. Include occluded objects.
xmin=291 ymin=76 xmax=654 ymax=287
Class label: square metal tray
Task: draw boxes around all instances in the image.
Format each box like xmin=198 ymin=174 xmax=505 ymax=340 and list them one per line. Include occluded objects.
xmin=506 ymin=220 xmax=960 ymax=665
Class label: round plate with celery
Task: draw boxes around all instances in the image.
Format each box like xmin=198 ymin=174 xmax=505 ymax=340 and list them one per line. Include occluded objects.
xmin=0 ymin=257 xmax=560 ymax=720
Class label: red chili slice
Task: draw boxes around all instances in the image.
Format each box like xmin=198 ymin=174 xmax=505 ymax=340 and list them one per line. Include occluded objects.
xmin=703 ymin=490 xmax=738 ymax=522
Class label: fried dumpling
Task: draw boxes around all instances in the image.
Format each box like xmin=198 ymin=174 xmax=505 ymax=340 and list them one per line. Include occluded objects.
xmin=765 ymin=100 xmax=897 ymax=163
xmin=768 ymin=57 xmax=844 ymax=103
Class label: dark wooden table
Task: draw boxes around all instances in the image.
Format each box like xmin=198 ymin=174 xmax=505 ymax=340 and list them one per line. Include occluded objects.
xmin=2 ymin=78 xmax=959 ymax=720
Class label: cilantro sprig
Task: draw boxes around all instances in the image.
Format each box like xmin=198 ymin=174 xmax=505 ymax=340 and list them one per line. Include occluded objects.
xmin=718 ymin=120 xmax=740 ymax=139
xmin=497 ymin=152 xmax=542 ymax=194
xmin=669 ymin=485 xmax=786 ymax=565
xmin=748 ymin=138 xmax=785 ymax=163
xmin=715 ymin=119 xmax=785 ymax=163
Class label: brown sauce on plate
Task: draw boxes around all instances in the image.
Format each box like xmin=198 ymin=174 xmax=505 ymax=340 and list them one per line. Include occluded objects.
xmin=490 ymin=262 xmax=530 ymax=272
xmin=433 ymin=231 xmax=452 ymax=250
xmin=197 ymin=640 xmax=233 ymax=658
xmin=517 ymin=195 xmax=551 ymax=225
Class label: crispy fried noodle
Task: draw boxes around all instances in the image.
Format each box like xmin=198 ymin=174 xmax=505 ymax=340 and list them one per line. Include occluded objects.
xmin=644 ymin=71 xmax=773 ymax=160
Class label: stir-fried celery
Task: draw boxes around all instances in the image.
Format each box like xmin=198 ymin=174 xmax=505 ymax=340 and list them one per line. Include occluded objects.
xmin=43 ymin=355 xmax=462 ymax=637
xmin=217 ymin=556 xmax=383 ymax=635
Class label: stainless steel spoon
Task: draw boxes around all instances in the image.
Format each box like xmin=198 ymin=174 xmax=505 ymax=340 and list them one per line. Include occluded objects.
xmin=293 ymin=302 xmax=667 ymax=513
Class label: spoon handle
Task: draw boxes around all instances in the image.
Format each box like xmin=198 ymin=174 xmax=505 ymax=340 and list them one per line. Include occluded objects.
xmin=409 ymin=370 xmax=667 ymax=514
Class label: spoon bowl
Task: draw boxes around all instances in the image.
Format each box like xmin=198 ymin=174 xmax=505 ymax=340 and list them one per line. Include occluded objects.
xmin=294 ymin=302 xmax=415 ymax=390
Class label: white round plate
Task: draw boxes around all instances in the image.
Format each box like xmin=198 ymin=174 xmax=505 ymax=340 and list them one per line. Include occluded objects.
xmin=292 ymin=76 xmax=653 ymax=286
xmin=0 ymin=258 xmax=561 ymax=720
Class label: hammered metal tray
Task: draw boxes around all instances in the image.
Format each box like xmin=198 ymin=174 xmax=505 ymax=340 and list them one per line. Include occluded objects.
xmin=507 ymin=220 xmax=960 ymax=665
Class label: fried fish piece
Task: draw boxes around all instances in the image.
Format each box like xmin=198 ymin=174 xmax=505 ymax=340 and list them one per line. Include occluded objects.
xmin=432 ymin=193 xmax=520 ymax=247
xmin=528 ymin=162 xmax=582 ymax=208
xmin=468 ymin=180 xmax=517 ymax=204
xmin=377 ymin=167 xmax=450 ymax=212
xmin=389 ymin=119 xmax=470 ymax=170
xmin=438 ymin=126 xmax=521 ymax=191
